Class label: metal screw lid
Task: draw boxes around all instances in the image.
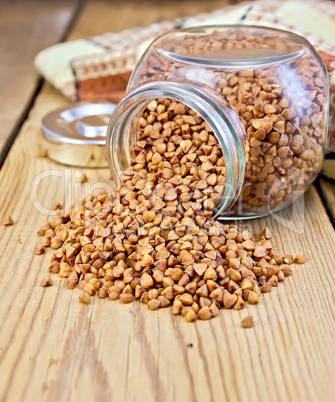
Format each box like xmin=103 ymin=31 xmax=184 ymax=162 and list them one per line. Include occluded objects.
xmin=40 ymin=102 xmax=116 ymax=167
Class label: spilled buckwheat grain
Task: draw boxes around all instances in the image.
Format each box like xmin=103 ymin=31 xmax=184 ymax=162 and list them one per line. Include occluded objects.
xmin=241 ymin=316 xmax=254 ymax=329
xmin=2 ymin=215 xmax=14 ymax=226
xmin=35 ymin=99 xmax=304 ymax=322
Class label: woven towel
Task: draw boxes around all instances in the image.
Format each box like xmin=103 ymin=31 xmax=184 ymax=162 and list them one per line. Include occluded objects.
xmin=34 ymin=3 xmax=250 ymax=102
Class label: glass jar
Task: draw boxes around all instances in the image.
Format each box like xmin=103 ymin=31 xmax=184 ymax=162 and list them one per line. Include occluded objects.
xmin=107 ymin=25 xmax=328 ymax=219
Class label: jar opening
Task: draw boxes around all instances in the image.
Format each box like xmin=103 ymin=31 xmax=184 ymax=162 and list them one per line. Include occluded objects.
xmin=107 ymin=81 xmax=246 ymax=219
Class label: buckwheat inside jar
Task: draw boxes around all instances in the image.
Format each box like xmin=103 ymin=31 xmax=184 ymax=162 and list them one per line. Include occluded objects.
xmin=108 ymin=25 xmax=328 ymax=218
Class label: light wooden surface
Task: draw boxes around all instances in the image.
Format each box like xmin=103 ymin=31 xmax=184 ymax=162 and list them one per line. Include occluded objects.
xmin=67 ymin=0 xmax=239 ymax=40
xmin=1 ymin=1 xmax=335 ymax=402
xmin=0 ymin=0 xmax=78 ymax=163
xmin=320 ymin=178 xmax=335 ymax=222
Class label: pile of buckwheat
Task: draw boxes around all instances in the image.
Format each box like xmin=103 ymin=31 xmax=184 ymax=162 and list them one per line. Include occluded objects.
xmin=35 ymin=98 xmax=306 ymax=322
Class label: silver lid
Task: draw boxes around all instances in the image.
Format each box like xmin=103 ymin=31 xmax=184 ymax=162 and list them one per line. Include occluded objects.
xmin=41 ymin=102 xmax=116 ymax=167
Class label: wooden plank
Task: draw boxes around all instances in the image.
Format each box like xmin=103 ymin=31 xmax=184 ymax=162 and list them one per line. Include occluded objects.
xmin=0 ymin=0 xmax=79 ymax=162
xmin=67 ymin=0 xmax=242 ymax=40
xmin=320 ymin=178 xmax=335 ymax=223
xmin=1 ymin=1 xmax=335 ymax=402
xmin=1 ymin=85 xmax=335 ymax=401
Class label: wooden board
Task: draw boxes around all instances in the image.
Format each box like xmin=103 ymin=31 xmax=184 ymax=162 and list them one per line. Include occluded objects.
xmin=320 ymin=178 xmax=335 ymax=223
xmin=67 ymin=0 xmax=241 ymax=40
xmin=1 ymin=1 xmax=335 ymax=402
xmin=0 ymin=0 xmax=78 ymax=163
xmin=1 ymin=84 xmax=335 ymax=402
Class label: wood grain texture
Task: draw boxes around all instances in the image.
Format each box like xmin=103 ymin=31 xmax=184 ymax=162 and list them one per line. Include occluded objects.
xmin=1 ymin=1 xmax=335 ymax=402
xmin=67 ymin=0 xmax=242 ymax=40
xmin=320 ymin=178 xmax=335 ymax=222
xmin=0 ymin=0 xmax=78 ymax=162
